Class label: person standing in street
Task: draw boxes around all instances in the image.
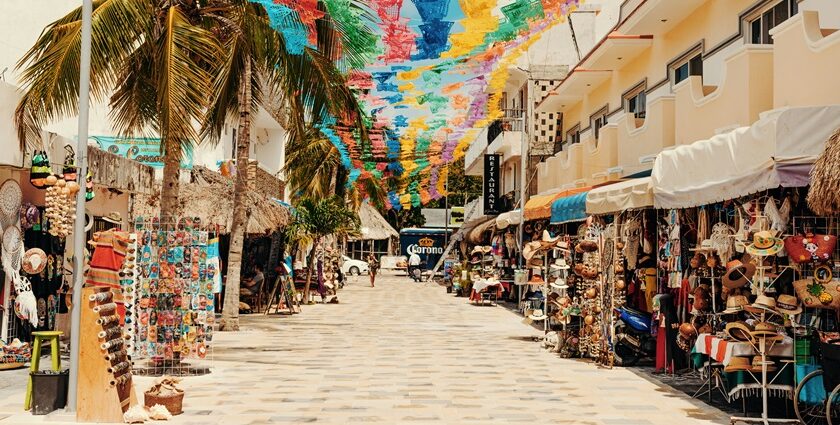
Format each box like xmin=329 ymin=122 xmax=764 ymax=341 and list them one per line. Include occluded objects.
xmin=367 ymin=254 xmax=379 ymax=287
xmin=408 ymin=252 xmax=422 ymax=282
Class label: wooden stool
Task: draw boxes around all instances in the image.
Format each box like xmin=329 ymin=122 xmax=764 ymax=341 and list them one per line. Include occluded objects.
xmin=24 ymin=330 xmax=63 ymax=410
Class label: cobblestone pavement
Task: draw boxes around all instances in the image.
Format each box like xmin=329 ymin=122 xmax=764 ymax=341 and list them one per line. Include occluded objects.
xmin=0 ymin=273 xmax=729 ymax=424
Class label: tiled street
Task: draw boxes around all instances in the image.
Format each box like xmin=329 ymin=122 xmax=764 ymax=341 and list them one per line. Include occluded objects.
xmin=0 ymin=273 xmax=728 ymax=424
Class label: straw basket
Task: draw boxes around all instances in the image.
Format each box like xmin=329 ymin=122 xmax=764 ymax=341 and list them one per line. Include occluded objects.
xmin=144 ymin=391 xmax=184 ymax=415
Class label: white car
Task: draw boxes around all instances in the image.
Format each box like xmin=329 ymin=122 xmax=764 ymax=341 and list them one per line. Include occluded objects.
xmin=341 ymin=256 xmax=369 ymax=276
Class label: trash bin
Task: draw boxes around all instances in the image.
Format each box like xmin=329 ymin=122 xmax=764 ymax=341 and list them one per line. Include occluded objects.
xmin=31 ymin=370 xmax=68 ymax=415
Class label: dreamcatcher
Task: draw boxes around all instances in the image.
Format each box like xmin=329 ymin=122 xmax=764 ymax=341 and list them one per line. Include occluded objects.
xmin=2 ymin=225 xmax=38 ymax=326
xmin=0 ymin=179 xmax=22 ymax=230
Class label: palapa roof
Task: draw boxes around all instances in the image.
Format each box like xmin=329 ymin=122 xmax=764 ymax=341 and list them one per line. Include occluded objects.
xmin=808 ymin=127 xmax=840 ymax=215
xmin=353 ymin=203 xmax=398 ymax=241
xmin=134 ymin=166 xmax=291 ymax=234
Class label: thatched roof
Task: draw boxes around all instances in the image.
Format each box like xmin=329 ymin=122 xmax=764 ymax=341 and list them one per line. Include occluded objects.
xmin=133 ymin=166 xmax=291 ymax=234
xmin=808 ymin=127 xmax=840 ymax=215
xmin=353 ymin=203 xmax=398 ymax=241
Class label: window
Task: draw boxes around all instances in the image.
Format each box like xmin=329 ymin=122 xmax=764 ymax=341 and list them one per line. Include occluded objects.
xmin=566 ymin=124 xmax=581 ymax=146
xmin=672 ymin=53 xmax=703 ymax=85
xmin=624 ymin=83 xmax=647 ymax=120
xmin=748 ymin=0 xmax=799 ymax=45
xmin=591 ymin=107 xmax=608 ymax=141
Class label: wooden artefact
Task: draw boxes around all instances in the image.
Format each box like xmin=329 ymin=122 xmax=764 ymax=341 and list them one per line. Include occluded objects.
xmin=76 ymin=286 xmax=136 ymax=423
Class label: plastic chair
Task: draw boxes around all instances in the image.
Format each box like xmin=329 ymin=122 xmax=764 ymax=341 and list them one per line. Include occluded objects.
xmin=24 ymin=331 xmax=63 ymax=410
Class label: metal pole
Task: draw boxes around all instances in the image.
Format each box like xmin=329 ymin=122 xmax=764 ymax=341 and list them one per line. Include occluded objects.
xmin=444 ymin=172 xmax=449 ymax=257
xmin=67 ymin=0 xmax=94 ymax=412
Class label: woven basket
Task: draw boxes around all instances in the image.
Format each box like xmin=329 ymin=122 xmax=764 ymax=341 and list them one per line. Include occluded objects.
xmin=144 ymin=391 xmax=184 ymax=415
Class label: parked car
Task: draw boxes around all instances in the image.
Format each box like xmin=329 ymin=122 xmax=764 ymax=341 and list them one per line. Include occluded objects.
xmin=341 ymin=256 xmax=369 ymax=276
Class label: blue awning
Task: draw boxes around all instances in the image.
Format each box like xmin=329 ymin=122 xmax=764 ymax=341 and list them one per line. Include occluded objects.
xmin=550 ymin=192 xmax=589 ymax=224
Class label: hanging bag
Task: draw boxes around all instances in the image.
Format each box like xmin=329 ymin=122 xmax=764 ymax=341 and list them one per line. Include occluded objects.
xmin=62 ymin=145 xmax=77 ymax=182
xmin=784 ymin=228 xmax=837 ymax=263
xmin=29 ymin=150 xmax=52 ymax=189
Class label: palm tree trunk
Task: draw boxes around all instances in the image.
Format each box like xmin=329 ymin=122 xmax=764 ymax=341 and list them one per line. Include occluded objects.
xmin=220 ymin=60 xmax=252 ymax=331
xmin=303 ymin=238 xmax=318 ymax=304
xmin=160 ymin=138 xmax=182 ymax=220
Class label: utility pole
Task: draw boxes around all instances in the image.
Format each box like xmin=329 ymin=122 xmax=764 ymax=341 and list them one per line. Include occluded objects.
xmin=517 ymin=72 xmax=533 ymax=270
xmin=67 ymin=0 xmax=93 ymax=412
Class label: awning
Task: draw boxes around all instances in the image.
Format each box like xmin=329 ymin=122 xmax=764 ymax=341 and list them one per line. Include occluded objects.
xmin=586 ymin=177 xmax=653 ymax=215
xmin=653 ymin=105 xmax=840 ymax=209
xmin=496 ymin=210 xmax=522 ymax=229
xmin=551 ymin=192 xmax=589 ymax=224
xmin=524 ymin=187 xmax=589 ymax=221
xmin=466 ymin=216 xmax=497 ymax=245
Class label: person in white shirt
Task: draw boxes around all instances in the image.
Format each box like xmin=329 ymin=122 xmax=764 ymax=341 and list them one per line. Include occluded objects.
xmin=408 ymin=253 xmax=422 ymax=282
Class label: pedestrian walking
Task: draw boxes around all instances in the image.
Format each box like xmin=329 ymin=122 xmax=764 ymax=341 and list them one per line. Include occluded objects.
xmin=367 ymin=253 xmax=379 ymax=287
xmin=408 ymin=252 xmax=422 ymax=282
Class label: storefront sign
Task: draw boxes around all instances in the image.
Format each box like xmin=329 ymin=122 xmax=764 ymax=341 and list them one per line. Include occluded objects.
xmin=483 ymin=154 xmax=500 ymax=214
xmin=91 ymin=136 xmax=194 ymax=170
xmin=399 ymin=229 xmax=451 ymax=270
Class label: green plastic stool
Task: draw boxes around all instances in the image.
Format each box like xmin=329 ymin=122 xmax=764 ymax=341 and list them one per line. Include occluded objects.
xmin=24 ymin=331 xmax=63 ymax=410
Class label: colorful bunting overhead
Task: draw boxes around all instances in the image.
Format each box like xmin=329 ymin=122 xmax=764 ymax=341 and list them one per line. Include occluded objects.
xmin=251 ymin=0 xmax=583 ymax=208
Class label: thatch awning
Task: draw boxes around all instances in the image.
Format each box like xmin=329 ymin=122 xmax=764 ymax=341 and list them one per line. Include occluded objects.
xmin=808 ymin=127 xmax=840 ymax=215
xmin=352 ymin=203 xmax=398 ymax=241
xmin=133 ymin=166 xmax=291 ymax=234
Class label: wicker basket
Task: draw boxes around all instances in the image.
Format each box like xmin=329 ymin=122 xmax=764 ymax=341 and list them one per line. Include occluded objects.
xmin=144 ymin=391 xmax=184 ymax=415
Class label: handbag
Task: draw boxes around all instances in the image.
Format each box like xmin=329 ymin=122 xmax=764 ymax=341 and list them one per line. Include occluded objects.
xmin=785 ymin=231 xmax=837 ymax=263
xmin=29 ymin=150 xmax=51 ymax=189
xmin=794 ymin=278 xmax=840 ymax=310
xmin=62 ymin=145 xmax=77 ymax=182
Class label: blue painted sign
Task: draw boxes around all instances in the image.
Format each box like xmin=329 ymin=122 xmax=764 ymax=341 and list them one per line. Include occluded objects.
xmin=91 ymin=136 xmax=194 ymax=169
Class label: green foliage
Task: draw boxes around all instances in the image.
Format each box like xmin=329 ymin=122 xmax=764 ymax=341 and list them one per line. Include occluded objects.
xmin=286 ymin=196 xmax=360 ymax=244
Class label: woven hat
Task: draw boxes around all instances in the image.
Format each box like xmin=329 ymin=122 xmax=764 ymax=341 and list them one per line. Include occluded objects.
xmin=725 ymin=321 xmax=754 ymax=342
xmin=528 ymin=309 xmax=548 ymax=321
xmin=550 ymin=257 xmax=570 ymax=271
xmin=746 ymin=230 xmax=784 ymax=257
xmin=723 ymin=260 xmax=756 ymax=289
xmin=750 ymin=322 xmax=784 ymax=342
xmin=528 ymin=274 xmax=545 ymax=285
xmin=749 ymin=356 xmax=778 ymax=373
xmin=776 ymin=294 xmax=802 ymax=315
xmin=22 ymin=248 xmax=47 ymax=275
xmin=522 ymin=241 xmax=543 ymax=260
xmin=724 ymin=356 xmax=752 ymax=373
xmin=746 ymin=294 xmax=780 ymax=315
xmin=721 ymin=295 xmax=750 ymax=314
xmin=550 ymin=279 xmax=568 ymax=290
xmin=101 ymin=211 xmax=122 ymax=225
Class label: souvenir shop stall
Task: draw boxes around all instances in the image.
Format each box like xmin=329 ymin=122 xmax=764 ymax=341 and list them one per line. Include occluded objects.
xmin=643 ymin=109 xmax=840 ymax=423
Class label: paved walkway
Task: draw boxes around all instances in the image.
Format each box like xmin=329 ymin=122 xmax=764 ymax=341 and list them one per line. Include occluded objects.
xmin=0 ymin=273 xmax=729 ymax=424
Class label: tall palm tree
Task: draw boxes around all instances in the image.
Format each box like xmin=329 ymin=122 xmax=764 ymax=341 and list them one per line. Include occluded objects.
xmin=286 ymin=196 xmax=359 ymax=303
xmin=200 ymin=0 xmax=375 ymax=330
xmin=15 ymin=0 xmax=222 ymax=218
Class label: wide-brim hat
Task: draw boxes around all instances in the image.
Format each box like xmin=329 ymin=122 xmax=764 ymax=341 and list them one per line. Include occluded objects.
xmin=721 ymin=295 xmax=750 ymax=314
xmin=724 ymin=356 xmax=753 ymax=373
xmin=725 ymin=321 xmax=754 ymax=342
xmin=528 ymin=275 xmax=545 ymax=285
xmin=746 ymin=230 xmax=784 ymax=257
xmin=745 ymin=295 xmax=780 ymax=315
xmin=102 ymin=211 xmax=122 ymax=225
xmin=522 ymin=241 xmax=543 ymax=260
xmin=750 ymin=322 xmax=784 ymax=342
xmin=550 ymin=258 xmax=570 ymax=271
xmin=22 ymin=248 xmax=47 ymax=275
xmin=749 ymin=357 xmax=778 ymax=373
xmin=723 ymin=260 xmax=756 ymax=289
xmin=527 ymin=309 xmax=547 ymax=321
xmin=471 ymin=246 xmax=483 ymax=256
xmin=542 ymin=230 xmax=560 ymax=244
xmin=550 ymin=279 xmax=568 ymax=290
xmin=776 ymin=294 xmax=802 ymax=315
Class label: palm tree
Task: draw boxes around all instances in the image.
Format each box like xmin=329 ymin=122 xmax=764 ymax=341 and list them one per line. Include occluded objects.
xmin=286 ymin=196 xmax=359 ymax=303
xmin=199 ymin=0 xmax=376 ymax=330
xmin=15 ymin=0 xmax=222 ymax=218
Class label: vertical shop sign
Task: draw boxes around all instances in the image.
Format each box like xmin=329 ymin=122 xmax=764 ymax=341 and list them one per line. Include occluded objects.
xmin=483 ymin=154 xmax=500 ymax=214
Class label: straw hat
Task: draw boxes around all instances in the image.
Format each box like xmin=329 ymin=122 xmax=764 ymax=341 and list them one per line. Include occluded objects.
xmin=725 ymin=356 xmax=752 ymax=373
xmin=746 ymin=230 xmax=784 ymax=257
xmin=522 ymin=241 xmax=543 ymax=260
xmin=550 ymin=279 xmax=569 ymax=290
xmin=528 ymin=309 xmax=548 ymax=321
xmin=746 ymin=294 xmax=780 ymax=315
xmin=749 ymin=357 xmax=778 ymax=373
xmin=776 ymin=294 xmax=802 ymax=315
xmin=528 ymin=274 xmax=545 ymax=285
xmin=750 ymin=322 xmax=784 ymax=342
xmin=722 ymin=260 xmax=756 ymax=289
xmin=725 ymin=321 xmax=754 ymax=342
xmin=721 ymin=295 xmax=750 ymax=314
xmin=542 ymin=230 xmax=560 ymax=244
xmin=102 ymin=211 xmax=123 ymax=225
xmin=550 ymin=257 xmax=570 ymax=271
xmin=22 ymin=248 xmax=47 ymax=275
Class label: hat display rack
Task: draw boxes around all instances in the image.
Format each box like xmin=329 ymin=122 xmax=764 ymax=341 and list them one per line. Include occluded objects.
xmin=577 ymin=222 xmax=604 ymax=360
xmin=730 ymin=213 xmax=798 ymax=425
xmin=132 ymin=215 xmax=216 ymax=377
